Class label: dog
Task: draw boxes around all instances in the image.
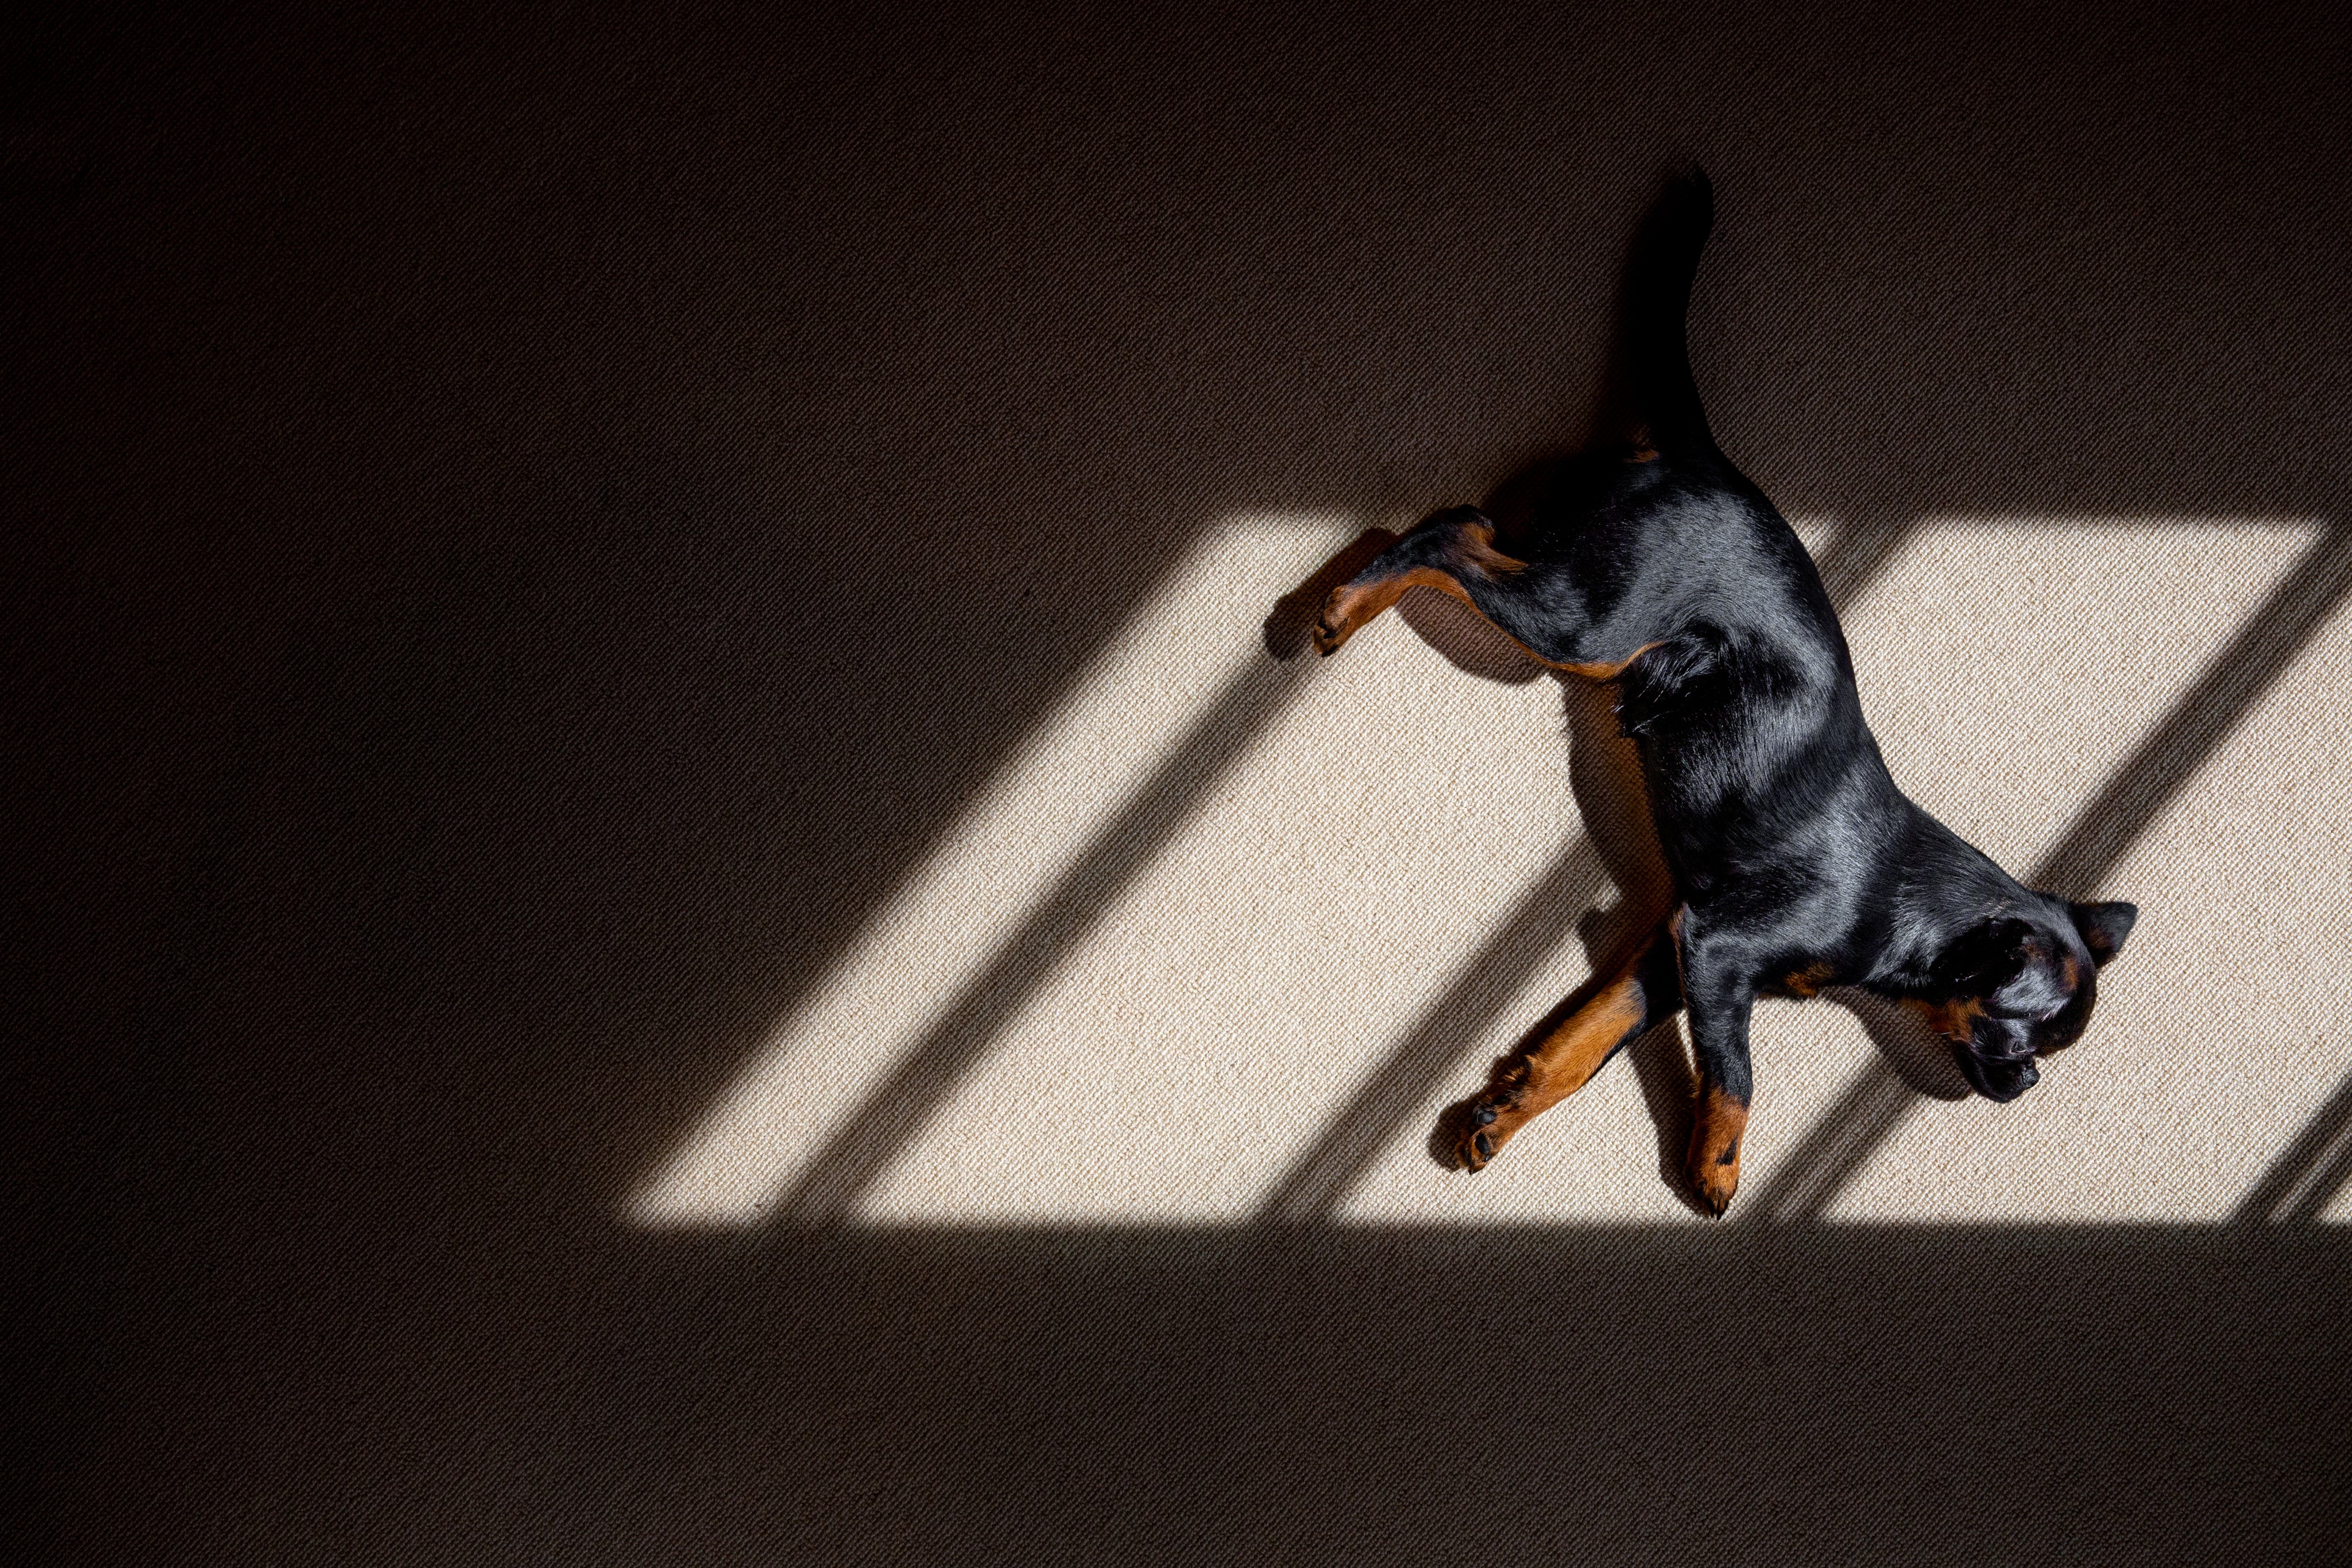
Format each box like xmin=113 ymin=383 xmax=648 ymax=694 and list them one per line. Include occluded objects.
xmin=1311 ymin=171 xmax=2137 ymax=1216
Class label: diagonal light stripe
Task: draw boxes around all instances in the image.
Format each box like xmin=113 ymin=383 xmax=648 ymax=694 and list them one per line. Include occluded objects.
xmin=625 ymin=517 xmax=1360 ymax=1226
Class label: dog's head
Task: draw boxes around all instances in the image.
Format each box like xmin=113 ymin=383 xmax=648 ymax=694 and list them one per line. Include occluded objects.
xmin=1910 ymin=899 xmax=2138 ymax=1101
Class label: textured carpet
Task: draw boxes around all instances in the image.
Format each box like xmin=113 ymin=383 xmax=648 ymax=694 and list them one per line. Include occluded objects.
xmin=10 ymin=1 xmax=2350 ymax=1561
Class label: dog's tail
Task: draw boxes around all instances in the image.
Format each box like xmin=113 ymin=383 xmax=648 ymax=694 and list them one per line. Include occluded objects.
xmin=1618 ymin=165 xmax=1716 ymax=454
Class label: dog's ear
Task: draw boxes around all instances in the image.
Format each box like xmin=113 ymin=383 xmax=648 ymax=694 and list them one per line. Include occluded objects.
xmin=2067 ymin=900 xmax=2138 ymax=967
xmin=1935 ymin=917 xmax=2036 ymax=994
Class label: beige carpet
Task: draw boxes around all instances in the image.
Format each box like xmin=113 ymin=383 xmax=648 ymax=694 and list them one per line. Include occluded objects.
xmin=629 ymin=513 xmax=2350 ymax=1232
xmin=10 ymin=2 xmax=2351 ymax=1562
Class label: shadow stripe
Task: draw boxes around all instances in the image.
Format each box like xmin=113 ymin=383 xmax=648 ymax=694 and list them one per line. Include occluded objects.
xmin=2038 ymin=523 xmax=2352 ymax=894
xmin=1254 ymin=840 xmax=1608 ymax=1225
xmin=1742 ymin=1063 xmax=1915 ymax=1224
xmin=2283 ymin=1126 xmax=2352 ymax=1224
xmin=772 ymin=654 xmax=1315 ymax=1227
xmin=2234 ymin=1066 xmax=2352 ymax=1224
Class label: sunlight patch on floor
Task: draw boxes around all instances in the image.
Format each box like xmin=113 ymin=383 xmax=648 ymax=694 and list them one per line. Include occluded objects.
xmin=1801 ymin=519 xmax=2348 ymax=1223
xmin=625 ymin=517 xmax=1365 ymax=1225
xmin=628 ymin=514 xmax=2349 ymax=1229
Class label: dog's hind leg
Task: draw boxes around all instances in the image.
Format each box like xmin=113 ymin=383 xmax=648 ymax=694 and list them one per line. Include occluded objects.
xmin=1313 ymin=506 xmax=1632 ymax=673
xmin=1453 ymin=920 xmax=1682 ymax=1171
xmin=1312 ymin=507 xmax=1500 ymax=655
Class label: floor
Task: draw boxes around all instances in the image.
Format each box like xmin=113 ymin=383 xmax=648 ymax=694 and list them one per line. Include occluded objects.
xmin=11 ymin=2 xmax=2350 ymax=1561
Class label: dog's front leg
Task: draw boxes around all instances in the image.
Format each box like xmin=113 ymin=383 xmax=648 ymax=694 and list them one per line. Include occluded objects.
xmin=1676 ymin=911 xmax=1759 ymax=1217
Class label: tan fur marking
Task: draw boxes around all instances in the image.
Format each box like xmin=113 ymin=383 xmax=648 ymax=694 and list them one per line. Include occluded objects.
xmin=1687 ymin=1081 xmax=1750 ymax=1216
xmin=1315 ymin=535 xmax=1660 ymax=678
xmin=1781 ymin=962 xmax=1836 ymax=999
xmin=1553 ymin=640 xmax=1666 ymax=680
xmin=1457 ymin=519 xmax=1530 ymax=575
xmin=1513 ymin=973 xmax=1648 ymax=1114
xmin=1454 ymin=942 xmax=1655 ymax=1171
xmin=1902 ymin=994 xmax=1984 ymax=1042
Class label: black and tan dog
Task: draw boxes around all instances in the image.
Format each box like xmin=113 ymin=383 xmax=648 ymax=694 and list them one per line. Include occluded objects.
xmin=1313 ymin=171 xmax=2136 ymax=1215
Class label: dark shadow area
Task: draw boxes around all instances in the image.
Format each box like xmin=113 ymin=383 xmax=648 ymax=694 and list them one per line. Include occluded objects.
xmin=11 ymin=1 xmax=2352 ymax=1561
xmin=33 ymin=1224 xmax=2352 ymax=1564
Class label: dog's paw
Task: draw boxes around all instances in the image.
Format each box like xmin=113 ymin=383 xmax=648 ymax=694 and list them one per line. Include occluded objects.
xmin=1686 ymin=1131 xmax=1741 ymax=1217
xmin=1314 ymin=580 xmax=1385 ymax=656
xmin=1690 ymin=1162 xmax=1738 ymax=1217
xmin=1448 ymin=1095 xmax=1523 ymax=1172
xmin=1683 ymin=1082 xmax=1748 ymax=1218
xmin=1310 ymin=587 xmax=1360 ymax=656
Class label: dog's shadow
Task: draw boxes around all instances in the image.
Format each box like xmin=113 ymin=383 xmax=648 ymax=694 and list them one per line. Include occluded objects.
xmin=1266 ymin=533 xmax=1967 ymax=1215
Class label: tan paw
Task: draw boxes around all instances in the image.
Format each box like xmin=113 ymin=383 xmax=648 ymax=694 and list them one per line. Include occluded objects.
xmin=1685 ymin=1082 xmax=1749 ymax=1218
xmin=1312 ymin=586 xmax=1363 ymax=655
xmin=1688 ymin=1134 xmax=1741 ymax=1217
xmin=1449 ymin=1094 xmax=1528 ymax=1171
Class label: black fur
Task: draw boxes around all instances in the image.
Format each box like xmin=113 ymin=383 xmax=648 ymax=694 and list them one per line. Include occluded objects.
xmin=1320 ymin=170 xmax=2137 ymax=1148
